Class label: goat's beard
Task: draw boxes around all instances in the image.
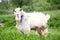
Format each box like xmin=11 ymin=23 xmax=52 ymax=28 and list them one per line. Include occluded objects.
xmin=16 ymin=20 xmax=20 ymax=27
xmin=17 ymin=14 xmax=19 ymax=18
xmin=16 ymin=14 xmax=24 ymax=27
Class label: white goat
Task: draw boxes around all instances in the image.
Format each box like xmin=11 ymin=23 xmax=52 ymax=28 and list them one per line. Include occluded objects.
xmin=13 ymin=8 xmax=30 ymax=35
xmin=13 ymin=8 xmax=50 ymax=36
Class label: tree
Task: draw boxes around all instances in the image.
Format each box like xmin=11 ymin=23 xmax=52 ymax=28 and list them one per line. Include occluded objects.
xmin=0 ymin=0 xmax=9 ymax=9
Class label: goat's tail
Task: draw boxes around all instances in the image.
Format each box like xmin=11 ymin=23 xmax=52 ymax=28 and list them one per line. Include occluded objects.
xmin=46 ymin=14 xmax=50 ymax=21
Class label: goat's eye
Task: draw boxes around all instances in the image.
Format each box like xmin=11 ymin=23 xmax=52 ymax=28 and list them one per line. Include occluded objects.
xmin=20 ymin=8 xmax=22 ymax=11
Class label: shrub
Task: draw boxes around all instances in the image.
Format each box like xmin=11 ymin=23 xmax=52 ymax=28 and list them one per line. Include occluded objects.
xmin=0 ymin=10 xmax=10 ymax=15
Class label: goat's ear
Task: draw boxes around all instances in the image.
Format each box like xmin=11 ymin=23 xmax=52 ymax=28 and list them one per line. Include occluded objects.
xmin=20 ymin=8 xmax=22 ymax=11
xmin=13 ymin=9 xmax=15 ymax=12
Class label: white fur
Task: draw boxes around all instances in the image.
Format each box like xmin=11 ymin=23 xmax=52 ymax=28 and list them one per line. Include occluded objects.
xmin=27 ymin=12 xmax=50 ymax=28
xmin=13 ymin=8 xmax=50 ymax=35
xmin=17 ymin=16 xmax=30 ymax=35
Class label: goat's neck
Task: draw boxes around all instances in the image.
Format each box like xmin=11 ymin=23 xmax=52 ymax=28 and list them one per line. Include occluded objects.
xmin=16 ymin=20 xmax=20 ymax=27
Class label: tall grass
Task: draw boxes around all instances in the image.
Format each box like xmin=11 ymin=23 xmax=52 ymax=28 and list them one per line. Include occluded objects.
xmin=0 ymin=10 xmax=60 ymax=40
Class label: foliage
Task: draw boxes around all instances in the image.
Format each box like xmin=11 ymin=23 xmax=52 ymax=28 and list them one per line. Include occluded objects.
xmin=9 ymin=0 xmax=60 ymax=11
xmin=0 ymin=0 xmax=60 ymax=11
xmin=0 ymin=0 xmax=9 ymax=9
xmin=0 ymin=14 xmax=15 ymax=26
xmin=0 ymin=10 xmax=60 ymax=40
xmin=0 ymin=9 xmax=10 ymax=15
xmin=0 ymin=27 xmax=60 ymax=40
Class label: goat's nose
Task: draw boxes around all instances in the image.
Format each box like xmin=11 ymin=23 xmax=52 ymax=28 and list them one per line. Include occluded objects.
xmin=17 ymin=14 xmax=19 ymax=18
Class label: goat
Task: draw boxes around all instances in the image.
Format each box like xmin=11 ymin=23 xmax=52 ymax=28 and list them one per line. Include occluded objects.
xmin=13 ymin=8 xmax=50 ymax=36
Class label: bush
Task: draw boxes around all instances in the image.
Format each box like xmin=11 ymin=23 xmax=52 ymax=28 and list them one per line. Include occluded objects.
xmin=22 ymin=1 xmax=57 ymax=11
xmin=0 ymin=10 xmax=10 ymax=15
xmin=0 ymin=14 xmax=15 ymax=26
xmin=22 ymin=5 xmax=30 ymax=12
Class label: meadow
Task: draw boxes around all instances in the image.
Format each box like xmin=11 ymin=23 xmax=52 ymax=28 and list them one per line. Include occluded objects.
xmin=0 ymin=10 xmax=60 ymax=40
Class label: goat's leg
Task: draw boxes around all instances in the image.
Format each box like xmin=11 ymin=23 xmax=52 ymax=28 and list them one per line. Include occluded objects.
xmin=22 ymin=29 xmax=30 ymax=36
xmin=36 ymin=26 xmax=48 ymax=37
xmin=41 ymin=27 xmax=48 ymax=37
xmin=36 ymin=28 xmax=42 ymax=36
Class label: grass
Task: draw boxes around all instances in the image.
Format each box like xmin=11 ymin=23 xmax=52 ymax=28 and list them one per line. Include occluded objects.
xmin=0 ymin=10 xmax=60 ymax=40
xmin=0 ymin=26 xmax=60 ymax=40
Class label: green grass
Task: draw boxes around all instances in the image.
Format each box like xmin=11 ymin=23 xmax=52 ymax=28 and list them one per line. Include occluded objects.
xmin=0 ymin=10 xmax=60 ymax=40
xmin=0 ymin=26 xmax=60 ymax=40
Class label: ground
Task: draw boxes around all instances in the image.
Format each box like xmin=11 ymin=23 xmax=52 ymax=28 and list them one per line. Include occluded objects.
xmin=0 ymin=10 xmax=60 ymax=40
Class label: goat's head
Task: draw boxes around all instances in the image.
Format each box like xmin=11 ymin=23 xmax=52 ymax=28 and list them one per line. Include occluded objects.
xmin=13 ymin=8 xmax=23 ymax=21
